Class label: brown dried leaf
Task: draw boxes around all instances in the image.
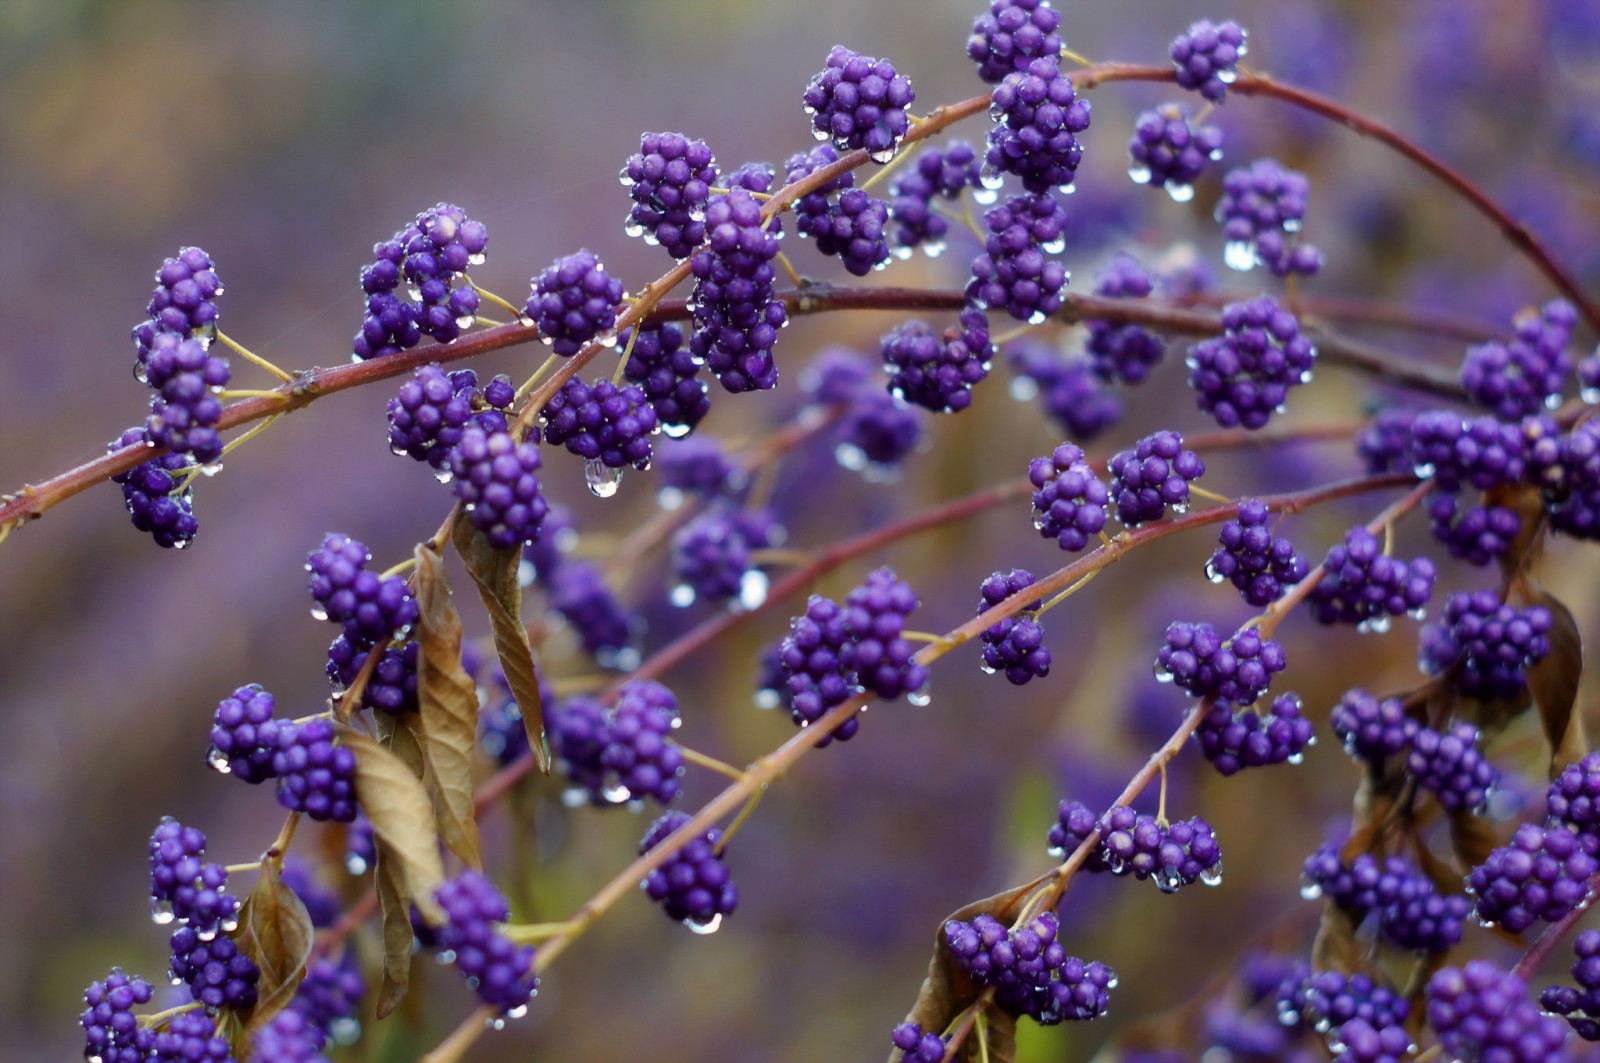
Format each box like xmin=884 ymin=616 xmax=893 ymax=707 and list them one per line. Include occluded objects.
xmin=339 ymin=724 xmax=444 ymax=924
xmin=891 ymin=883 xmax=1035 ymax=1063
xmin=1310 ymin=904 xmax=1363 ymax=975
xmin=983 ymin=1010 xmax=1017 ymax=1063
xmin=375 ymin=711 xmax=424 ymax=778
xmin=1414 ymin=840 xmax=1467 ymax=901
xmin=1522 ymin=586 xmax=1586 ymax=777
xmin=413 ymin=546 xmax=483 ymax=870
xmin=374 ymin=839 xmax=413 ymax=1018
xmin=451 ymin=524 xmax=548 ymax=773
xmin=1447 ymin=809 xmax=1501 ymax=874
xmin=235 ymin=860 xmax=314 ymax=1035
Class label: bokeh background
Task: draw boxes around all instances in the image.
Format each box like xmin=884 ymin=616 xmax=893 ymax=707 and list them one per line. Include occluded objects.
xmin=6 ymin=0 xmax=1600 ymax=1059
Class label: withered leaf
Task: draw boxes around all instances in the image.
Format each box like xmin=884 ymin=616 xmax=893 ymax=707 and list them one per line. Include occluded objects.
xmin=374 ymin=840 xmax=414 ymax=1018
xmin=983 ymin=1010 xmax=1017 ymax=1063
xmin=1414 ymin=840 xmax=1467 ymax=901
xmin=450 ymin=525 xmax=548 ymax=773
xmin=1309 ymin=905 xmax=1363 ymax=975
xmin=235 ymin=860 xmax=314 ymax=1035
xmin=339 ymin=724 xmax=444 ymax=924
xmin=1447 ymin=808 xmax=1502 ymax=876
xmin=413 ymin=545 xmax=484 ymax=870
xmin=891 ymin=883 xmax=1034 ymax=1063
xmin=1523 ymin=586 xmax=1586 ymax=777
xmin=375 ymin=710 xmax=425 ymax=778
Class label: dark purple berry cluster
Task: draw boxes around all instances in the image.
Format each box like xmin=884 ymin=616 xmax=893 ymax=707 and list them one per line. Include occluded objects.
xmin=1170 ymin=19 xmax=1249 ymax=102
xmin=943 ymin=911 xmax=1115 ymax=1023
xmin=890 ymin=1022 xmax=947 ymax=1062
xmin=1154 ymin=621 xmax=1285 ymax=704
xmin=1406 ymin=722 xmax=1500 ymax=812
xmin=1299 ymin=845 xmax=1470 ymax=953
xmin=888 ymin=141 xmax=980 ymax=254
xmin=109 ymin=427 xmax=199 ymax=549
xmin=654 ymin=436 xmax=742 ymax=504
xmin=639 ymin=810 xmax=739 ymax=929
xmin=689 ymin=185 xmax=787 ymax=392
xmin=548 ymin=560 xmax=638 ymax=667
xmin=1408 ymin=410 xmax=1527 ymax=491
xmin=1426 ymin=961 xmax=1570 ymax=1062
xmin=670 ymin=506 xmax=781 ymax=609
xmin=148 ymin=817 xmax=239 ymax=936
xmin=207 ymin=683 xmax=283 ymax=783
xmin=1194 ymin=694 xmax=1314 ymax=776
xmin=525 ymin=250 xmax=626 ymax=356
xmin=1187 ymin=296 xmax=1317 ymax=429
xmin=976 ymin=569 xmax=1051 ymax=685
xmin=327 ymin=635 xmax=419 ymax=716
xmin=1326 ymin=1018 xmax=1413 ymax=1063
xmin=1207 ymin=499 xmax=1308 ymax=607
xmin=1467 ymin=823 xmax=1596 ymax=932
xmin=273 ymin=717 xmax=359 ymax=822
xmin=881 ymin=308 xmax=993 ymax=413
xmin=968 ymin=0 xmax=1063 ymax=83
xmin=985 ymin=57 xmax=1093 ymax=194
xmin=251 ymin=1010 xmax=330 ymax=1063
xmin=1427 ymin=494 xmax=1522 ymax=567
xmin=168 ymin=924 xmax=260 ymax=1010
xmin=1215 ymin=159 xmax=1321 ymax=276
xmin=386 ymin=364 xmax=513 ymax=476
xmin=150 ymin=1010 xmax=233 ymax=1063
xmin=1305 ymin=526 xmax=1435 ymax=631
xmin=434 ymin=871 xmax=538 ymax=1015
xmin=602 ymin=680 xmax=687 ymax=806
xmin=81 ymin=969 xmax=155 ymax=1063
xmin=620 ymin=132 xmax=717 ymax=260
xmin=621 ymin=323 xmax=710 ymax=436
xmin=1540 ymin=930 xmax=1600 ymax=1041
xmin=967 ymin=191 xmax=1069 ymax=324
xmin=290 ymin=953 xmax=365 ymax=1041
xmin=541 ymin=376 xmax=659 ymax=475
xmin=450 ymin=426 xmax=550 ymax=549
xmin=1280 ymin=971 xmax=1408 ymax=1035
xmin=1028 ymin=441 xmax=1110 ymax=550
xmin=1547 ymin=752 xmax=1600 ymax=846
xmin=1460 ymin=299 xmax=1576 ymax=420
xmin=841 ymin=567 xmax=930 ymax=699
xmin=1095 ymin=805 xmax=1224 ymax=891
xmin=802 ymin=45 xmax=914 ymax=161
xmin=1085 ymin=254 xmax=1165 ymax=386
xmin=1357 ymin=408 xmax=1418 ymax=475
xmin=1419 ymin=591 xmax=1553 ymax=700
xmin=772 ymin=597 xmax=861 ymax=744
xmin=547 ymin=696 xmax=611 ymax=801
xmin=139 ymin=329 xmax=231 ymax=466
xmin=305 ymin=533 xmax=419 ymax=645
xmin=1128 ymin=103 xmax=1224 ymax=200
xmin=1329 ymin=689 xmax=1418 ymax=763
xmin=1108 ymin=430 xmax=1205 ymax=526
xmin=837 ymin=389 xmax=924 ymax=473
xmin=132 ymin=246 xmax=222 ymax=354
xmin=1007 ymin=342 xmax=1123 ymax=441
xmin=354 ymin=203 xmax=487 ymax=358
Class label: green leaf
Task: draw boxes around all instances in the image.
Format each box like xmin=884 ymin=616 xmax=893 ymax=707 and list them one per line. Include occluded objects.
xmin=413 ymin=545 xmax=484 ymax=869
xmin=235 ymin=860 xmax=314 ymax=1035
xmin=451 ymin=523 xmax=549 ymax=773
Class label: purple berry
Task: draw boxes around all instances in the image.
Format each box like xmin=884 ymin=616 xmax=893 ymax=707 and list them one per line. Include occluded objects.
xmin=1096 ymin=805 xmax=1223 ymax=891
xmin=353 ymin=203 xmax=487 ymax=357
xmin=290 ymin=953 xmax=365 ymax=1041
xmin=639 ymin=810 xmax=739 ymax=929
xmin=207 ymin=683 xmax=284 ymax=783
xmin=977 ymin=569 xmax=1052 ymax=685
xmin=1193 ymin=694 xmax=1314 ymax=776
xmin=1187 ymin=296 xmax=1318 ymax=429
xmin=1460 ymin=299 xmax=1576 ymax=420
xmin=1128 ymin=103 xmax=1224 ymax=199
xmin=1028 ymin=442 xmax=1110 ymax=551
xmin=134 ymin=246 xmax=223 ymax=355
xmin=540 ymin=377 xmax=658 ymax=473
xmin=149 ymin=1010 xmax=233 ymax=1063
xmin=1408 ymin=409 xmax=1527 ymax=491
xmin=109 ymin=427 xmax=200 ymax=549
xmin=1215 ymin=158 xmax=1321 ymax=276
xmin=985 ymin=57 xmax=1093 ymax=194
xmin=802 ymin=45 xmax=914 ymax=161
xmin=1329 ymin=689 xmax=1418 ymax=763
xmin=881 ymin=308 xmax=993 ymax=413
xmin=1085 ymin=253 xmax=1166 ymax=385
xmin=434 ymin=871 xmax=538 ymax=1015
xmin=966 ymin=192 xmax=1070 ymax=324
xmin=943 ymin=910 xmax=1114 ymax=1022
xmin=891 ymin=1022 xmax=948 ymax=1062
xmin=386 ymin=364 xmax=512 ymax=475
xmin=140 ymin=332 xmax=230 ymax=465
xmin=670 ymin=506 xmax=781 ymax=608
xmin=252 ymin=1009 xmax=330 ymax=1063
xmin=450 ymin=426 xmax=550 ymax=550
xmin=888 ymin=141 xmax=980 ymax=254
xmin=1108 ymin=430 xmax=1206 ymax=526
xmin=1357 ymin=407 xmax=1418 ymax=475
xmin=1007 ymin=343 xmax=1123 ymax=441
xmin=526 ymin=250 xmax=625 ymax=356
xmin=548 ymin=696 xmax=611 ymax=801
xmin=621 ymin=132 xmax=718 ymax=259
xmin=1548 ymin=752 xmax=1600 ymax=848
xmin=776 ymin=595 xmax=861 ymax=744
xmin=841 ymin=566 xmax=929 ymax=701
xmin=1170 ymin=19 xmax=1249 ymax=102
xmin=1306 ymin=526 xmax=1435 ymax=630
xmin=968 ymin=0 xmax=1063 ymax=83
xmin=1407 ymin=722 xmax=1500 ymax=812
xmin=1427 ymin=961 xmax=1571 ymax=1061
xmin=147 ymin=818 xmax=240 ymax=935
xmin=81 ymin=969 xmax=156 ymax=1063
xmin=1467 ymin=823 xmax=1597 ymax=932
xmin=688 ymin=185 xmax=787 ymax=393
xmin=621 ymin=323 xmax=711 ymax=436
xmin=272 ymin=717 xmax=359 ymax=823
xmin=1207 ymin=499 xmax=1309 ymax=607
xmin=168 ymin=924 xmax=260 ymax=1010
xmin=599 ymin=680 xmax=686 ymax=806
xmin=548 ymin=559 xmax=638 ymax=667
xmin=1427 ymin=494 xmax=1522 ymax=567
xmin=837 ymin=390 xmax=924 ymax=472
xmin=1154 ymin=621 xmax=1285 ymax=704
xmin=1419 ymin=591 xmax=1553 ymax=699
xmin=1541 ymin=929 xmax=1600 ymax=1041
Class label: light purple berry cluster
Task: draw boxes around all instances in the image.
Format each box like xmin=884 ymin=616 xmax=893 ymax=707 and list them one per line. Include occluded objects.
xmin=1128 ymin=103 xmax=1224 ymax=199
xmin=621 ymin=323 xmax=711 ymax=436
xmin=354 ymin=203 xmax=487 ymax=358
xmin=548 ymin=560 xmax=637 ymax=666
xmin=1357 ymin=407 xmax=1418 ymax=475
xmin=1548 ymin=752 xmax=1600 ymax=847
xmin=1028 ymin=441 xmax=1110 ymax=550
xmin=621 ymin=132 xmax=718 ymax=259
xmin=289 ymin=953 xmax=365 ymax=1040
xmin=1215 ymin=159 xmax=1321 ymax=276
xmin=273 ymin=717 xmax=359 ymax=823
xmin=1194 ymin=694 xmax=1314 ymax=776
xmin=1300 ymin=844 xmax=1471 ymax=953
xmin=251 ymin=1009 xmax=330 ymax=1063
xmin=881 ymin=308 xmax=993 ymax=413
xmin=433 ymin=871 xmax=539 ymax=1015
xmin=841 ymin=567 xmax=931 ymax=699
xmin=1108 ymin=430 xmax=1206 ymax=525
xmin=1170 ymin=19 xmax=1249 ymax=103
xmin=890 ymin=1022 xmax=948 ymax=1062
xmin=1419 ymin=591 xmax=1553 ymax=700
xmin=689 ymin=185 xmax=788 ymax=392
xmin=976 ymin=569 xmax=1051 ymax=685
xmin=541 ymin=377 xmax=659 ymax=473
xmin=81 ymin=969 xmax=155 ymax=1063
xmin=655 ymin=436 xmax=742 ymax=503
xmin=1541 ymin=930 xmax=1600 ymax=1041
xmin=548 ymin=683 xmax=686 ymax=807
xmin=670 ymin=506 xmax=781 ymax=608
xmin=1406 ymin=722 xmax=1500 ymax=812
xmin=207 ymin=683 xmax=283 ymax=783
xmin=110 ymin=426 xmax=198 ymax=548
xmin=838 ymin=388 xmax=924 ymax=472
xmin=132 ymin=246 xmax=222 ymax=355
xmin=1207 ymin=499 xmax=1309 ymax=607
xmin=985 ymin=57 xmax=1093 ymax=194
xmin=1467 ymin=822 xmax=1596 ymax=932
xmin=1426 ymin=961 xmax=1571 ymax=1062
xmin=1187 ymin=296 xmax=1317 ymax=429
xmin=1427 ymin=493 xmax=1523 ymax=567
xmin=1085 ymin=254 xmax=1165 ymax=386
xmin=968 ymin=0 xmax=1063 ymax=83
xmin=386 ymin=364 xmax=513 ymax=476
xmin=639 ymin=810 xmax=739 ymax=929
xmin=149 ymin=1010 xmax=234 ymax=1063
xmin=1460 ymin=299 xmax=1576 ymax=420
xmin=306 ymin=533 xmax=418 ymax=644
xmin=148 ymin=817 xmax=239 ymax=936
xmin=1280 ymin=971 xmax=1408 ymax=1035
xmin=450 ymin=425 xmax=550 ymax=550
xmin=1154 ymin=621 xmax=1285 ymax=704
xmin=139 ymin=330 xmax=230 ymax=466
xmin=328 ymin=636 xmax=418 ymax=716
xmin=1305 ymin=526 xmax=1435 ymax=631
xmin=943 ymin=911 xmax=1115 ymax=1023
xmin=888 ymin=141 xmax=980 ymax=254
xmin=802 ymin=45 xmax=914 ymax=161
xmin=1007 ymin=342 xmax=1123 ymax=441
xmin=525 ymin=250 xmax=626 ymax=356
xmin=1540 ymin=418 xmax=1600 ymax=540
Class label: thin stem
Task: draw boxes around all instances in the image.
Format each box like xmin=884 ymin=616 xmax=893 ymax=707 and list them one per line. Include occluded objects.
xmin=1189 ymin=483 xmax=1232 ymax=505
xmin=1513 ymin=867 xmax=1600 ymax=980
xmin=901 ymin=630 xmax=956 ymax=645
xmin=514 ymin=352 xmax=562 ymax=405
xmin=1037 ymin=568 xmax=1101 ymax=614
xmin=775 ymin=251 xmax=806 ymax=288
xmin=138 ymin=1001 xmax=203 ymax=1028
xmin=471 ymin=283 xmax=528 ymax=321
xmin=678 ymin=745 xmax=748 ymax=782
xmin=216 ymin=329 xmax=293 ymax=382
xmin=714 ymin=789 xmax=764 ymax=856
xmin=224 ymin=861 xmax=262 ymax=874
xmin=501 ymin=920 xmax=580 ymax=945
xmin=418 ymin=1005 xmax=494 ymax=1063
xmin=379 ymin=557 xmax=417 ymax=580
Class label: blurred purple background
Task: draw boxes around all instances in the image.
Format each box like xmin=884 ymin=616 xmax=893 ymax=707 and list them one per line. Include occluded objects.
xmin=6 ymin=1 xmax=1600 ymax=1059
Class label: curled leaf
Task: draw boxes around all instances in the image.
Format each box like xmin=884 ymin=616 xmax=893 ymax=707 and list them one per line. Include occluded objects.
xmin=1446 ymin=808 xmax=1501 ymax=877
xmin=375 ymin=711 xmax=424 ymax=778
xmin=451 ymin=523 xmax=548 ymax=773
xmin=1522 ymin=586 xmax=1585 ymax=777
xmin=1309 ymin=904 xmax=1362 ymax=976
xmin=236 ymin=860 xmax=314 ymax=1035
xmin=374 ymin=841 xmax=414 ymax=1019
xmin=339 ymin=724 xmax=445 ymax=924
xmin=413 ymin=545 xmax=484 ymax=869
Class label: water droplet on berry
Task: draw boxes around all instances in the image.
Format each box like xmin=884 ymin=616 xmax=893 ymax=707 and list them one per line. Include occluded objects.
xmin=505 ymin=1002 xmax=530 ymax=1020
xmin=432 ymin=467 xmax=455 ymax=485
xmin=738 ymin=569 xmax=769 ymax=611
xmin=1166 ymin=183 xmax=1195 ymax=204
xmin=150 ymin=898 xmax=175 ymax=925
xmin=206 ymin=745 xmax=232 ymax=774
xmin=200 ymin=459 xmax=223 ymax=477
xmin=1200 ymin=863 xmax=1224 ymax=886
xmin=1204 ymin=559 xmax=1226 ymax=584
xmin=1282 ymin=217 xmax=1301 ymax=233
xmin=660 ymin=421 xmax=693 ymax=439
xmin=1153 ymin=664 xmax=1174 ymax=684
xmin=1171 ymin=502 xmax=1189 ymax=515
xmin=684 ymin=913 xmax=723 ymax=934
xmin=454 ymin=313 xmax=476 ymax=330
xmin=922 ymin=240 xmax=947 ymax=258
xmin=1298 ymin=879 xmax=1322 ymax=901
xmin=834 ymin=442 xmax=869 ymax=472
xmin=907 ymin=688 xmax=931 ymax=707
xmin=670 ymin=584 xmax=696 ymax=608
xmin=1224 ymin=241 xmax=1257 ymax=272
xmin=891 ymin=245 xmax=913 ymax=261
xmin=1154 ymin=866 xmax=1183 ymax=893
xmin=1041 ymin=235 xmax=1065 ymax=254
xmin=1582 ymin=385 xmax=1600 ymax=404
xmin=1412 ymin=461 xmax=1436 ymax=478
xmin=584 ymin=460 xmax=624 ymax=498
xmin=1009 ymin=377 xmax=1040 ymax=402
xmin=220 ymin=914 xmax=239 ymax=934
xmin=559 ymin=787 xmax=591 ymax=809
xmin=980 ymin=661 xmax=998 ymax=675
xmin=1286 ymin=752 xmax=1304 ymax=765
xmin=1408 ymin=607 xmax=1427 ymax=621
xmin=1357 ymin=615 xmax=1392 ymax=635
xmin=978 ymin=167 xmax=1004 ymax=191
xmin=172 ymin=536 xmax=194 ymax=550
xmin=487 ymin=1016 xmax=507 ymax=1031
xmin=309 ymin=604 xmax=329 ymax=622
xmin=753 ymin=688 xmax=781 ymax=710
xmin=1127 ymin=164 xmax=1153 ymax=185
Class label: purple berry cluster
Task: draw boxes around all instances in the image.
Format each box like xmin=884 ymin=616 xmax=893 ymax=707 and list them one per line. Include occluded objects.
xmin=354 ymin=203 xmax=487 ymax=358
xmin=1187 ymin=296 xmax=1317 ymax=429
xmin=1305 ymin=526 xmax=1435 ymax=631
xmin=525 ymin=250 xmax=626 ymax=356
xmin=1357 ymin=407 xmax=1418 ymax=475
xmin=1427 ymin=494 xmax=1523 ymax=567
xmin=1544 ymin=418 xmax=1600 ymax=540
xmin=207 ymin=683 xmax=283 ymax=783
xmin=168 ymin=924 xmax=260 ymax=1010
xmin=1300 ymin=845 xmax=1471 ymax=952
xmin=1170 ymin=19 xmax=1249 ymax=102
xmin=1329 ymin=689 xmax=1419 ymax=763
xmin=132 ymin=246 xmax=222 ymax=354
xmin=803 ymin=45 xmax=914 ymax=161
xmin=1207 ymin=499 xmax=1308 ymax=607
xmin=1541 ymin=930 xmax=1600 ymax=1041
xmin=1085 ymin=254 xmax=1165 ymax=386
xmin=1280 ymin=971 xmax=1408 ymax=1035
xmin=1215 ymin=159 xmax=1321 ymax=276
xmin=689 ymin=185 xmax=787 ymax=392
xmin=1193 ymin=695 xmax=1314 ymax=776
xmin=621 ymin=132 xmax=717 ymax=260
xmin=639 ymin=810 xmax=739 ymax=929
xmin=547 ymin=696 xmax=610 ymax=800
xmin=273 ymin=717 xmax=359 ymax=823
xmin=1460 ymin=299 xmax=1576 ymax=420
xmin=1154 ymin=621 xmax=1285 ymax=704
xmin=305 ymin=533 xmax=418 ymax=644
xmin=386 ymin=364 xmax=514 ymax=476
xmin=976 ymin=569 xmax=1051 ymax=685
xmin=1419 ymin=591 xmax=1553 ymax=700
xmin=837 ymin=389 xmax=924 ymax=472
xmin=670 ymin=506 xmax=781 ymax=609
xmin=148 ymin=817 xmax=239 ymax=936
xmin=1468 ymin=822 xmax=1596 ymax=933
xmin=621 ymin=323 xmax=711 ymax=436
xmin=450 ymin=426 xmax=550 ymax=549
xmin=81 ymin=969 xmax=155 ymax=1063
xmin=139 ymin=331 xmax=230 ymax=465
xmin=1108 ymin=430 xmax=1205 ymax=526
xmin=1128 ymin=103 xmax=1224 ymax=200
xmin=1029 ymin=441 xmax=1110 ymax=550
xmin=1095 ymin=805 xmax=1224 ymax=891
xmin=841 ymin=567 xmax=930 ymax=699
xmin=433 ymin=871 xmax=539 ymax=1015
xmin=1426 ymin=961 xmax=1570 ymax=1061
xmin=549 ymin=681 xmax=686 ymax=806
xmin=1407 ymin=410 xmax=1527 ymax=491
xmin=943 ymin=911 xmax=1115 ymax=1023
xmin=1548 ymin=752 xmax=1600 ymax=845
xmin=541 ymin=376 xmax=659 ymax=474
xmin=1007 ymin=342 xmax=1123 ymax=441
xmin=290 ymin=953 xmax=365 ymax=1041
xmin=149 ymin=1010 xmax=234 ymax=1063
xmin=967 ymin=191 xmax=1069 ymax=324
xmin=968 ymin=0 xmax=1063 ymax=83
xmin=252 ymin=1010 xmax=330 ymax=1063
xmin=890 ymin=1023 xmax=948 ymax=1062
xmin=985 ymin=57 xmax=1093 ymax=194
xmin=327 ymin=636 xmax=419 ymax=716
xmin=881 ymin=308 xmax=993 ymax=413
xmin=547 ymin=559 xmax=638 ymax=666
xmin=1407 ymin=722 xmax=1500 ymax=812
xmin=110 ymin=427 xmax=197 ymax=548
xmin=888 ymin=141 xmax=980 ymax=254
xmin=654 ymin=435 xmax=742 ymax=503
